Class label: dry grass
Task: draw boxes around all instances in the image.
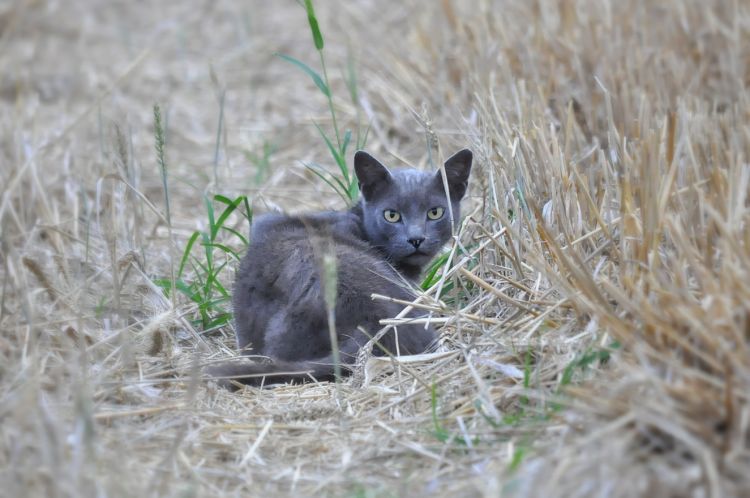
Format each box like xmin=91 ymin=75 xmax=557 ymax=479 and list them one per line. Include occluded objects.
xmin=1 ymin=0 xmax=749 ymax=496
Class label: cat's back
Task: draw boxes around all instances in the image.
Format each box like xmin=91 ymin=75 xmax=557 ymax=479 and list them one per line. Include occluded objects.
xmin=232 ymin=209 xmax=412 ymax=354
xmin=245 ymin=208 xmax=364 ymax=258
xmin=248 ymin=210 xmax=363 ymax=250
xmin=235 ymin=210 xmax=400 ymax=299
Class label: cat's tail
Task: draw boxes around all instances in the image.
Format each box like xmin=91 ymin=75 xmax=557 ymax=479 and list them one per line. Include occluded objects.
xmin=206 ymin=357 xmax=351 ymax=390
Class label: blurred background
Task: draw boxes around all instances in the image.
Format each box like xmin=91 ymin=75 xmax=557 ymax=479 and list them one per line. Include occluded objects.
xmin=1 ymin=1 xmax=748 ymax=497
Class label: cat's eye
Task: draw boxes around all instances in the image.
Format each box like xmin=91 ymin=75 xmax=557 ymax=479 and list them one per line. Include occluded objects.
xmin=383 ymin=209 xmax=401 ymax=223
xmin=427 ymin=207 xmax=445 ymax=220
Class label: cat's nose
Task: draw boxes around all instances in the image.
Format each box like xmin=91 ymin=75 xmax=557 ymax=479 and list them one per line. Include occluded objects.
xmin=408 ymin=237 xmax=425 ymax=249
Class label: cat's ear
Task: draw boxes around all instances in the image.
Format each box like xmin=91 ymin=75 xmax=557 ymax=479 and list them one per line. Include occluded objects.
xmin=354 ymin=151 xmax=393 ymax=200
xmin=436 ymin=149 xmax=473 ymax=201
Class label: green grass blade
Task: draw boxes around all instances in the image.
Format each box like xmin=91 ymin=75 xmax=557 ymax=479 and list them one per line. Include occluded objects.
xmin=205 ymin=262 xmax=230 ymax=297
xmin=177 ymin=231 xmax=201 ymax=278
xmin=221 ymin=226 xmax=249 ymax=246
xmin=173 ymin=278 xmax=199 ymax=302
xmin=213 ymin=194 xmax=234 ymax=206
xmin=420 ymin=251 xmax=455 ymax=290
xmin=216 ymin=194 xmax=252 ymax=224
xmin=509 ymin=447 xmax=526 ymax=472
xmin=204 ymin=313 xmax=232 ymax=330
xmin=202 ymin=242 xmax=241 ymax=261
xmin=242 ymin=196 xmax=252 ymax=224
xmin=212 ymin=196 xmax=242 ymax=240
xmin=313 ymin=122 xmax=348 ymax=181
xmin=205 ymin=295 xmax=231 ymax=307
xmin=275 ymin=53 xmax=330 ymax=98
xmin=341 ymin=129 xmax=352 ymax=156
xmin=155 ymin=277 xmax=200 ymax=303
xmin=201 ymin=231 xmax=213 ymax=267
xmin=190 ymin=260 xmax=208 ymax=290
xmin=345 ymin=49 xmax=358 ymax=104
xmin=203 ymin=196 xmax=216 ymax=241
xmin=207 ymin=283 xmax=230 ymax=301
xmin=303 ymin=0 xmax=324 ymax=50
xmin=347 ymin=180 xmax=359 ymax=201
xmin=357 ymin=122 xmax=371 ymax=150
xmin=304 ymin=163 xmax=348 ymax=201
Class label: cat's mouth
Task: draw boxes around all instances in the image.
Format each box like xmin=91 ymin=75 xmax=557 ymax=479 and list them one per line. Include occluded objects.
xmin=405 ymin=249 xmax=431 ymax=261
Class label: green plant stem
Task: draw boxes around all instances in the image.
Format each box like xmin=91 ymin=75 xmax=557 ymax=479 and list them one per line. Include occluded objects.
xmin=318 ymin=51 xmax=341 ymax=152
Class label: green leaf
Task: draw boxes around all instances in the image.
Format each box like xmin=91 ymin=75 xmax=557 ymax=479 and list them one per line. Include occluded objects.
xmin=304 ymin=163 xmax=349 ymax=202
xmin=152 ymin=278 xmax=171 ymax=292
xmin=155 ymin=277 xmax=200 ymax=302
xmin=205 ymin=296 xmax=231 ymax=308
xmin=357 ymin=122 xmax=371 ymax=150
xmin=304 ymin=0 xmax=324 ymax=50
xmin=342 ymin=129 xmax=352 ymax=156
xmin=313 ymin=122 xmax=347 ymax=181
xmin=242 ymin=196 xmax=252 ymax=224
xmin=509 ymin=447 xmax=526 ymax=472
xmin=178 ymin=231 xmax=201 ymax=278
xmin=421 ymin=251 xmax=451 ymax=289
xmin=203 ymin=196 xmax=216 ymax=241
xmin=201 ymin=231 xmax=213 ymax=267
xmin=347 ymin=179 xmax=359 ymax=202
xmin=173 ymin=278 xmax=198 ymax=301
xmin=345 ymin=49 xmax=358 ymax=104
xmin=205 ymin=313 xmax=232 ymax=330
xmin=203 ymin=242 xmax=241 ymax=261
xmin=213 ymin=194 xmax=234 ymax=206
xmin=191 ymin=258 xmax=209 ymax=277
xmin=275 ymin=53 xmax=330 ymax=98
xmin=212 ymin=196 xmax=243 ymax=240
xmin=560 ymin=363 xmax=576 ymax=387
xmin=206 ymin=266 xmax=230 ymax=298
xmin=221 ymin=226 xmax=249 ymax=246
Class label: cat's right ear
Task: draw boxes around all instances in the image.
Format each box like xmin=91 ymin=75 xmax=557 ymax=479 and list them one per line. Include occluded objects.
xmin=438 ymin=148 xmax=473 ymax=201
xmin=354 ymin=151 xmax=393 ymax=201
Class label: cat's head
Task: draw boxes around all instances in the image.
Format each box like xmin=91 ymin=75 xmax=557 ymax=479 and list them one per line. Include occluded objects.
xmin=354 ymin=149 xmax=472 ymax=272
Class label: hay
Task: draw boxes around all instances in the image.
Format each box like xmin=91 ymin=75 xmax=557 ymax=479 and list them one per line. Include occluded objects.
xmin=1 ymin=0 xmax=748 ymax=496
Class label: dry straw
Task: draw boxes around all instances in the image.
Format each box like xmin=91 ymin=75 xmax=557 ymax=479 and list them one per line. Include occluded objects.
xmin=0 ymin=0 xmax=748 ymax=497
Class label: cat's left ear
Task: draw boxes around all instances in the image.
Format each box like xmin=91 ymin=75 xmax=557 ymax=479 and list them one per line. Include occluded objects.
xmin=354 ymin=151 xmax=393 ymax=201
xmin=436 ymin=149 xmax=473 ymax=201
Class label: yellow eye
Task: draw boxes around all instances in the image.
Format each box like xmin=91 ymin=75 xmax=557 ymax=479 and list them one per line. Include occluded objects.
xmin=383 ymin=209 xmax=401 ymax=223
xmin=427 ymin=207 xmax=444 ymax=220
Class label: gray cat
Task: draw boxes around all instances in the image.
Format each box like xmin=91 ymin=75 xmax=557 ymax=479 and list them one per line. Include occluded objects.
xmin=208 ymin=149 xmax=472 ymax=388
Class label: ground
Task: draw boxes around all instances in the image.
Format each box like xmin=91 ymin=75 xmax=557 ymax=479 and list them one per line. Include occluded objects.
xmin=1 ymin=1 xmax=749 ymax=497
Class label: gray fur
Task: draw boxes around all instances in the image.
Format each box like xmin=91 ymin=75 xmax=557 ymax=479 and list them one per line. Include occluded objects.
xmin=208 ymin=149 xmax=472 ymax=388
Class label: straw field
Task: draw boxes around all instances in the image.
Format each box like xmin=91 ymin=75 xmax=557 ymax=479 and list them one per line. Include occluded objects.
xmin=1 ymin=0 xmax=748 ymax=496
